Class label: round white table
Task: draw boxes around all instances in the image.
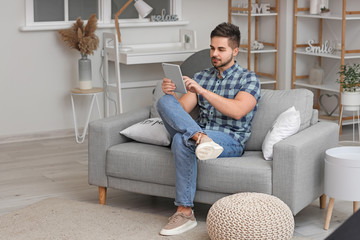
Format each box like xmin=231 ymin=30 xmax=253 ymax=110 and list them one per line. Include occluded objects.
xmin=324 ymin=146 xmax=360 ymax=230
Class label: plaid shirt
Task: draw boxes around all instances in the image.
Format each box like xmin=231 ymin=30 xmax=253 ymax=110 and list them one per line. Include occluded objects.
xmin=194 ymin=62 xmax=261 ymax=147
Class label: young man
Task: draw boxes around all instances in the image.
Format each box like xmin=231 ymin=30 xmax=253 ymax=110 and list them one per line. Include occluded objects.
xmin=157 ymin=22 xmax=261 ymax=236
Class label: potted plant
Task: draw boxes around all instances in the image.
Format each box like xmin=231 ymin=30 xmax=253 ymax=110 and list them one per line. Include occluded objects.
xmin=184 ymin=34 xmax=191 ymax=49
xmin=58 ymin=14 xmax=99 ymax=90
xmin=337 ymin=63 xmax=360 ymax=111
xmin=320 ymin=6 xmax=331 ymax=16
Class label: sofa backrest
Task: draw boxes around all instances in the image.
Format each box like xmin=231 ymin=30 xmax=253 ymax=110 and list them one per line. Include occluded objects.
xmin=245 ymin=89 xmax=314 ymax=151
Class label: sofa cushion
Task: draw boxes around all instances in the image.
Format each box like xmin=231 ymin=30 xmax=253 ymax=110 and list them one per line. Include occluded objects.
xmin=245 ymin=89 xmax=314 ymax=151
xmin=197 ymin=151 xmax=272 ymax=194
xmin=107 ymin=142 xmax=272 ymax=195
xmin=107 ymin=142 xmax=175 ymax=186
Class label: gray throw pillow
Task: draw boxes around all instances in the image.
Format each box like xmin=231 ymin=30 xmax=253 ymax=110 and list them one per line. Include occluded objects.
xmin=120 ymin=118 xmax=171 ymax=146
xmin=150 ymin=82 xmax=165 ymax=118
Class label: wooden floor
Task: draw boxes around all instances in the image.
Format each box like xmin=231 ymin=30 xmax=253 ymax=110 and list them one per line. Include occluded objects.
xmin=0 ymin=125 xmax=357 ymax=239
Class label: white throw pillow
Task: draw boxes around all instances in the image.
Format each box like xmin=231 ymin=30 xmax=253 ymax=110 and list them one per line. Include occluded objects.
xmin=262 ymin=106 xmax=301 ymax=160
xmin=120 ymin=118 xmax=171 ymax=146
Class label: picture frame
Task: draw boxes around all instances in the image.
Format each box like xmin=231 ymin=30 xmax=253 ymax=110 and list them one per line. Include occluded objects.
xmin=180 ymin=29 xmax=197 ymax=50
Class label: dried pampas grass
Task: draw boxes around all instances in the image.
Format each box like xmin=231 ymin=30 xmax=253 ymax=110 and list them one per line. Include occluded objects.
xmin=58 ymin=14 xmax=99 ymax=55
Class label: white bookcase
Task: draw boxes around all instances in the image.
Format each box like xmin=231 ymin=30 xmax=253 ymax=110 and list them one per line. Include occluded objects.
xmin=292 ymin=0 xmax=360 ymax=130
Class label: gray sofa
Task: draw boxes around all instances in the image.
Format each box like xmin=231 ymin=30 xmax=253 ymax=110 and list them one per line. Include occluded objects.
xmin=88 ymin=87 xmax=339 ymax=215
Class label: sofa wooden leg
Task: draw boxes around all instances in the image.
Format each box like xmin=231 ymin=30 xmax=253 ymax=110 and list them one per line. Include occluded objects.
xmin=354 ymin=201 xmax=358 ymax=213
xmin=320 ymin=194 xmax=327 ymax=209
xmin=99 ymin=187 xmax=107 ymax=205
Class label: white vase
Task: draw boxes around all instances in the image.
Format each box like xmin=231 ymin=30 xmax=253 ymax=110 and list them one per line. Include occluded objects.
xmin=78 ymin=54 xmax=92 ymax=90
xmin=309 ymin=62 xmax=324 ymax=85
xmin=341 ymin=91 xmax=360 ymax=111
xmin=310 ymin=0 xmax=320 ymax=14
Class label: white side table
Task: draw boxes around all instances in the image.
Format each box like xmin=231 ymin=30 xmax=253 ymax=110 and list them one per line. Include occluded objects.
xmin=324 ymin=146 xmax=360 ymax=230
xmin=71 ymin=87 xmax=103 ymax=144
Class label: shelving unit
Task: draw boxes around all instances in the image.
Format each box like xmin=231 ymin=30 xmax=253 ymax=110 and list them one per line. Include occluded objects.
xmin=292 ymin=0 xmax=360 ymax=131
xmin=102 ymin=32 xmax=197 ymax=116
xmin=228 ymin=0 xmax=279 ymax=89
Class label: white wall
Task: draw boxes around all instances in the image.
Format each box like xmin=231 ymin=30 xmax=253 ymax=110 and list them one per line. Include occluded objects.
xmin=1 ymin=1 xmax=81 ymax=139
xmin=8 ymin=0 xmax=351 ymax=141
xmin=0 ymin=0 xmax=227 ymax=141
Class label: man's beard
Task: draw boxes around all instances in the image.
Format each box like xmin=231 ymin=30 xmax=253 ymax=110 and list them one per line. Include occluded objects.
xmin=211 ymin=55 xmax=234 ymax=69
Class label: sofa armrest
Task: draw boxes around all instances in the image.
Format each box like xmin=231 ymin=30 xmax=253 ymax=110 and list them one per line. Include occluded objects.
xmin=272 ymin=121 xmax=339 ymax=215
xmin=88 ymin=106 xmax=151 ymax=187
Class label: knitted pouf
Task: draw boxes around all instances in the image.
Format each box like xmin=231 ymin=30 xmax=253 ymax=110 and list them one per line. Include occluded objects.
xmin=206 ymin=192 xmax=294 ymax=240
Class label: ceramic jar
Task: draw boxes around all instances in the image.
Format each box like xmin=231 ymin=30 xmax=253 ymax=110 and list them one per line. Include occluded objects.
xmin=309 ymin=62 xmax=324 ymax=85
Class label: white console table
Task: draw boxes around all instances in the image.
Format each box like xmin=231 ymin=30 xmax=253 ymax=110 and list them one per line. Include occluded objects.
xmin=102 ymin=32 xmax=198 ymax=116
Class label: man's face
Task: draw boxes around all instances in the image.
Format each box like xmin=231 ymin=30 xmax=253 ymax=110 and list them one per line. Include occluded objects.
xmin=210 ymin=37 xmax=239 ymax=71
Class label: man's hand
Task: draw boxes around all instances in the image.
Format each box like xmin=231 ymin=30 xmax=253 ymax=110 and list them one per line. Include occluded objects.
xmin=183 ymin=76 xmax=206 ymax=95
xmin=182 ymin=76 xmax=257 ymax=120
xmin=160 ymin=77 xmax=198 ymax=113
xmin=161 ymin=78 xmax=176 ymax=95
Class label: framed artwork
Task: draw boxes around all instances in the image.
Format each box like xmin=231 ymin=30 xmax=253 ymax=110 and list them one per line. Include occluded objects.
xmin=180 ymin=29 xmax=197 ymax=49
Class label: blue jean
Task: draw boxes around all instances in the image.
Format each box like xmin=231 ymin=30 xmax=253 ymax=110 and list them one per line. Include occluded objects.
xmin=156 ymin=95 xmax=244 ymax=207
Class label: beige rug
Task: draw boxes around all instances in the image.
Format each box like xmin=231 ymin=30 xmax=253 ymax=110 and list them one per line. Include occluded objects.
xmin=0 ymin=198 xmax=308 ymax=240
xmin=0 ymin=198 xmax=208 ymax=240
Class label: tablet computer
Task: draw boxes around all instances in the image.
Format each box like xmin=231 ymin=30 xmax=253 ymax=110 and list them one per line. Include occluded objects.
xmin=162 ymin=63 xmax=187 ymax=94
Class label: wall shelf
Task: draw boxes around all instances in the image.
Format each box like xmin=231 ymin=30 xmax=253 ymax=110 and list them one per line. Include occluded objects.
xmin=296 ymin=12 xmax=360 ymax=20
xmin=293 ymin=79 xmax=339 ymax=93
xmin=295 ymin=48 xmax=360 ymax=60
xmin=228 ymin=0 xmax=279 ymax=89
xmin=232 ymin=13 xmax=278 ymax=17
xmin=20 ymin=20 xmax=190 ymax=32
xmin=259 ymin=77 xmax=277 ymax=85
xmin=239 ymin=46 xmax=278 ymax=54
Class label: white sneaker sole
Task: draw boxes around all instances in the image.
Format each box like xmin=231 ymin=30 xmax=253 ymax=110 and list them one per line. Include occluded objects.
xmin=159 ymin=220 xmax=197 ymax=236
xmin=195 ymin=142 xmax=224 ymax=160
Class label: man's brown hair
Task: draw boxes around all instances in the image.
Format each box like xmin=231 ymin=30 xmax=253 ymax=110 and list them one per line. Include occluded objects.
xmin=210 ymin=22 xmax=241 ymax=49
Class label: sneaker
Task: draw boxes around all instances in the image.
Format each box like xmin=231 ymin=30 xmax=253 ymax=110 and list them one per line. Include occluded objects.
xmin=195 ymin=135 xmax=224 ymax=160
xmin=159 ymin=211 xmax=197 ymax=236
